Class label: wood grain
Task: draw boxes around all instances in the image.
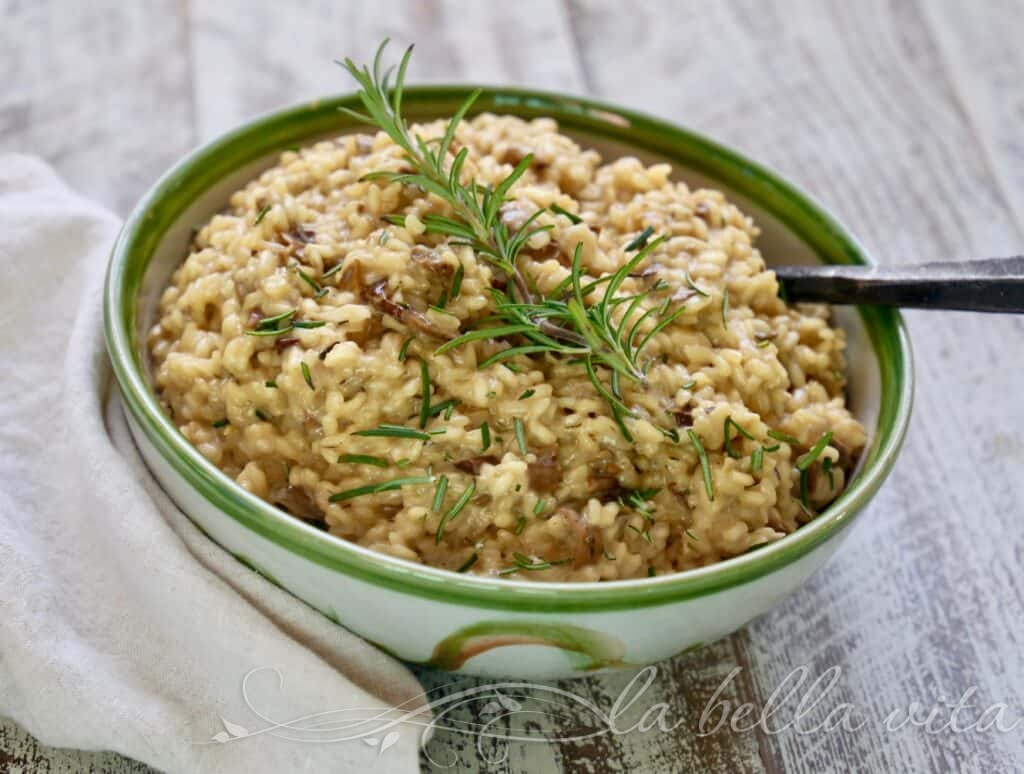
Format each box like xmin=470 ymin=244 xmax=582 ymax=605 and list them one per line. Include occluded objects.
xmin=2 ymin=0 xmax=1023 ymax=771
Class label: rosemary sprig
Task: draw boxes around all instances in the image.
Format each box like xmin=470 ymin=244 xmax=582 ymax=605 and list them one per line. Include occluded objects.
xmin=687 ymin=429 xmax=715 ymax=501
xmin=338 ymin=41 xmax=686 ymax=438
xmin=499 ymin=552 xmax=571 ymax=574
xmin=435 ymin=480 xmax=476 ymax=543
xmin=353 ymin=424 xmax=431 ymax=441
xmin=337 ymin=453 xmax=390 ymax=468
xmin=456 ymin=552 xmax=478 ymax=573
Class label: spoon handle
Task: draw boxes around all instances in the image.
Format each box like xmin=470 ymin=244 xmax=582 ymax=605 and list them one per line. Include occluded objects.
xmin=774 ymin=257 xmax=1024 ymax=312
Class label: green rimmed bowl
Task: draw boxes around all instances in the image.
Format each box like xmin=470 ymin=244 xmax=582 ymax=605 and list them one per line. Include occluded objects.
xmin=104 ymin=87 xmax=913 ymax=678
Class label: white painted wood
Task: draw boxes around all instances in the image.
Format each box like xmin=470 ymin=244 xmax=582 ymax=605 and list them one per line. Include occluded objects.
xmin=3 ymin=0 xmax=1023 ymax=771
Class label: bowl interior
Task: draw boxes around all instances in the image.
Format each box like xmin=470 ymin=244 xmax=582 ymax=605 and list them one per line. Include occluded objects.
xmin=107 ymin=87 xmax=911 ymax=609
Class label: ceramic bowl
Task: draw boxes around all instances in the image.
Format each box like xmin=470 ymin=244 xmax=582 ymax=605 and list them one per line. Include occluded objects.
xmin=104 ymin=87 xmax=913 ymax=679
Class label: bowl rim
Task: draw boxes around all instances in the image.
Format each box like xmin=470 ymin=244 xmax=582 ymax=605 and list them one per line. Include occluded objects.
xmin=105 ymin=85 xmax=913 ymax=612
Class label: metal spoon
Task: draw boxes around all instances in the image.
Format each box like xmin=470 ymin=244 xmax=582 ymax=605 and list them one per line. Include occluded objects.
xmin=774 ymin=257 xmax=1024 ymax=313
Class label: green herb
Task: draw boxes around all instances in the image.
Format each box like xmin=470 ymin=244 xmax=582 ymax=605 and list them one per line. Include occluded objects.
xmin=450 ymin=262 xmax=464 ymax=300
xmin=627 ymin=524 xmax=654 ymax=544
xmin=685 ymin=529 xmax=700 ymax=542
xmin=431 ymin=474 xmax=449 ymax=512
xmin=456 ymin=552 xmax=478 ymax=573
xmin=254 ymin=205 xmax=271 ymax=225
xmin=265 ymin=380 xmax=278 ymax=388
xmin=751 ymin=446 xmax=764 ymax=472
xmin=337 ymin=453 xmax=390 ymax=468
xmin=513 ymin=417 xmax=528 ymax=454
xmin=427 ymin=398 xmax=460 ymax=419
xmin=396 ymin=458 xmax=412 ymax=468
xmin=687 ymin=429 xmax=714 ymax=501
xmin=550 ymin=203 xmax=582 ymax=224
xmin=721 ymin=287 xmax=730 ymax=324
xmin=796 ymin=431 xmax=833 ymax=472
xmin=823 ymin=456 xmax=835 ymax=490
xmin=418 ymin=359 xmax=432 ymax=429
xmin=499 ymin=552 xmax=571 ymax=574
xmin=256 ymin=309 xmax=297 ymax=330
xmin=514 ymin=515 xmax=527 ymax=535
xmin=621 ymin=488 xmax=660 ymax=520
xmin=682 ymin=378 xmax=697 ymax=390
xmin=295 ymin=265 xmax=327 ymax=298
xmin=212 ymin=418 xmax=230 ymax=428
xmin=427 ymin=428 xmax=446 ymax=436
xmin=533 ymin=497 xmax=546 ymax=516
xmin=684 ymin=270 xmax=709 ymax=298
xmin=723 ymin=416 xmax=756 ymax=458
xmin=767 ymin=429 xmax=800 ymax=446
xmin=246 ymin=325 xmax=294 ymax=337
xmin=339 ymin=42 xmax=686 ymax=439
xmin=397 ymin=336 xmax=414 ymax=361
xmin=648 ymin=567 xmax=657 ymax=578
xmin=254 ymin=408 xmax=271 ymax=422
xmin=301 ymin=361 xmax=314 ymax=390
xmin=518 ymin=389 xmax=535 ymax=400
xmin=322 ymin=262 xmax=345 ymax=280
xmin=435 ymin=480 xmax=476 ymax=543
xmin=292 ymin=320 xmax=326 ymax=329
xmin=624 ymin=226 xmax=655 ymax=252
xmin=353 ymin=424 xmax=431 ymax=441
xmin=503 ymin=362 xmax=522 ymax=373
xmin=486 ymin=390 xmax=497 ymax=399
xmin=763 ymin=443 xmax=781 ymax=452
xmin=480 ymin=421 xmax=491 ymax=452
xmin=329 ymin=475 xmax=433 ymax=503
xmin=757 ymin=339 xmax=772 ymax=348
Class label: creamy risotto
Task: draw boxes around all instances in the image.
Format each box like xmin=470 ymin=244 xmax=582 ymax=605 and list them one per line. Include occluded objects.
xmin=149 ymin=113 xmax=867 ymax=582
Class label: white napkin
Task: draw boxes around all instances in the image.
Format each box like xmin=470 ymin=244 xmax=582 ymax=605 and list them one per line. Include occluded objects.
xmin=0 ymin=155 xmax=429 ymax=773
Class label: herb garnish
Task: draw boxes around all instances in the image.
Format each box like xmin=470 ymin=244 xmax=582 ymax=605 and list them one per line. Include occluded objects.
xmin=499 ymin=552 xmax=571 ymax=574
xmin=723 ymin=416 xmax=756 ymax=458
xmin=329 ymin=475 xmax=433 ymax=503
xmin=795 ymin=431 xmax=833 ymax=471
xmin=295 ymin=265 xmax=328 ymax=298
xmin=750 ymin=446 xmax=764 ymax=472
xmin=353 ymin=424 xmax=431 ymax=441
xmin=550 ymin=203 xmax=582 ymax=224
xmin=518 ymin=389 xmax=535 ymax=400
xmin=721 ymin=287 xmax=730 ymax=324
xmin=624 ymin=226 xmax=654 ymax=252
xmin=212 ymin=418 xmax=230 ymax=428
xmin=254 ymin=205 xmax=271 ymax=225
xmin=449 ymin=262 xmax=464 ymax=300
xmin=292 ymin=320 xmax=326 ymax=329
xmin=337 ymin=453 xmax=390 ymax=468
xmin=823 ymin=456 xmax=835 ymax=490
xmin=767 ymin=429 xmax=800 ymax=446
xmin=456 ymin=552 xmax=478 ymax=573
xmin=254 ymin=408 xmax=271 ymax=422
xmin=431 ymin=474 xmax=449 ymax=512
xmin=480 ymin=421 xmax=491 ymax=452
xmin=418 ymin=359 xmax=432 ymax=429
xmin=684 ymin=270 xmax=709 ymax=298
xmin=513 ymin=417 xmax=528 ymax=455
xmin=514 ymin=515 xmax=527 ymax=535
xmin=301 ymin=361 xmax=314 ymax=390
xmin=339 ymin=42 xmax=686 ymax=439
xmin=397 ymin=336 xmax=414 ymax=361
xmin=265 ymin=380 xmax=278 ymax=388
xmin=435 ymin=480 xmax=476 ymax=543
xmin=533 ymin=498 xmax=546 ymax=516
xmin=687 ymin=429 xmax=714 ymax=501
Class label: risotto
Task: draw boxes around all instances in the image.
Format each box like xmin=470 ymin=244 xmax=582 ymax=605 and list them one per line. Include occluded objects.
xmin=148 ymin=113 xmax=867 ymax=582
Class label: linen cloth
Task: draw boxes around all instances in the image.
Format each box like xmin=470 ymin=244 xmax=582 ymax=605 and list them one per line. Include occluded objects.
xmin=0 ymin=154 xmax=428 ymax=773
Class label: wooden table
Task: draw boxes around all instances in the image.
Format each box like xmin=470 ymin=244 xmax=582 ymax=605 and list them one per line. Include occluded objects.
xmin=3 ymin=1 xmax=1023 ymax=771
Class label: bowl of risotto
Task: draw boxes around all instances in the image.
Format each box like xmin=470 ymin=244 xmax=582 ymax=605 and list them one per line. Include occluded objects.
xmin=105 ymin=77 xmax=912 ymax=677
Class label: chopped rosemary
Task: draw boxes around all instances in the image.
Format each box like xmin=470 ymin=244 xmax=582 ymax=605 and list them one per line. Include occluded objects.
xmin=624 ymin=226 xmax=655 ymax=252
xmin=396 ymin=458 xmax=412 ymax=467
xmin=514 ymin=515 xmax=527 ymax=535
xmin=427 ymin=398 xmax=460 ymax=419
xmin=767 ymin=429 xmax=800 ymax=446
xmin=254 ymin=408 xmax=271 ymax=422
xmin=322 ymin=262 xmax=345 ymax=280
xmin=383 ymin=213 xmax=406 ymax=227
xmin=550 ymin=202 xmax=582 ymax=224
xmin=212 ymin=418 xmax=230 ymax=428
xmin=301 ymin=361 xmax=314 ymax=390
xmin=418 ymin=359 xmax=431 ymax=429
xmin=823 ymin=456 xmax=835 ymax=490
xmin=648 ymin=567 xmax=657 ymax=578
xmin=337 ymin=453 xmax=390 ymax=468
xmin=480 ymin=421 xmax=491 ymax=452
xmin=684 ymin=270 xmax=709 ymax=298
xmin=533 ymin=497 xmax=546 ymax=516
xmin=295 ymin=265 xmax=326 ymax=297
xmin=750 ymin=446 xmax=765 ymax=472
xmin=246 ymin=325 xmax=294 ymax=337
xmin=257 ymin=309 xmax=297 ymax=329
xmin=450 ymin=262 xmax=464 ymax=300
xmin=353 ymin=424 xmax=431 ymax=441
xmin=723 ymin=416 xmax=756 ymax=458
xmin=513 ymin=417 xmax=528 ymax=455
xmin=456 ymin=552 xmax=478 ymax=573
xmin=687 ymin=429 xmax=714 ymax=501
xmin=265 ymin=380 xmax=278 ymax=388
xmin=436 ymin=480 xmax=476 ymax=543
xmin=685 ymin=529 xmax=700 ymax=542
xmin=500 ymin=552 xmax=571 ymax=573
xmin=721 ymin=287 xmax=730 ymax=324
xmin=431 ymin=474 xmax=449 ymax=512
xmin=627 ymin=524 xmax=654 ymax=544
xmin=796 ymin=431 xmax=834 ymax=471
xmin=292 ymin=320 xmax=326 ymax=329
xmin=397 ymin=336 xmax=414 ymax=361
xmin=254 ymin=205 xmax=271 ymax=225
xmin=682 ymin=378 xmax=697 ymax=390
xmin=329 ymin=475 xmax=433 ymax=503
xmin=518 ymin=389 xmax=536 ymax=400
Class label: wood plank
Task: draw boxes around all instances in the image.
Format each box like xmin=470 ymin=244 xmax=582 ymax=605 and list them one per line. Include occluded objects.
xmin=921 ymin=0 xmax=1024 ymax=231
xmin=0 ymin=0 xmax=194 ymax=215
xmin=568 ymin=0 xmax=1024 ymax=771
xmin=188 ymin=0 xmax=586 ymax=142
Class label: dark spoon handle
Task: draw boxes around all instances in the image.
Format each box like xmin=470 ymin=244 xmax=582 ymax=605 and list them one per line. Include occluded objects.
xmin=774 ymin=257 xmax=1024 ymax=313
